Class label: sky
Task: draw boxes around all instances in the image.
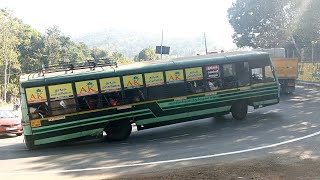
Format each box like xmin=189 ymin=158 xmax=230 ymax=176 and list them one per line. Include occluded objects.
xmin=1 ymin=0 xmax=236 ymax=49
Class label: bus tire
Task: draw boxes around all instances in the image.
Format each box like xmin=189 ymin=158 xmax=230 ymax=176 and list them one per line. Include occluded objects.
xmin=105 ymin=120 xmax=132 ymax=141
xmin=231 ymin=101 xmax=248 ymax=120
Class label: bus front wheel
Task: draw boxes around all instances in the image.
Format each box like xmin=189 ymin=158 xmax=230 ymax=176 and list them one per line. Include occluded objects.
xmin=231 ymin=101 xmax=248 ymax=120
xmin=105 ymin=120 xmax=132 ymax=141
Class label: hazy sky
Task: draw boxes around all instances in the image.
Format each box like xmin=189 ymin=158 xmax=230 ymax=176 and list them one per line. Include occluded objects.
xmin=1 ymin=0 xmax=236 ymax=49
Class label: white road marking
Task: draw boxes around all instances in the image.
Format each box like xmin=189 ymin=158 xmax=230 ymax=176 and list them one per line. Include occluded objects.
xmin=1 ymin=130 xmax=320 ymax=176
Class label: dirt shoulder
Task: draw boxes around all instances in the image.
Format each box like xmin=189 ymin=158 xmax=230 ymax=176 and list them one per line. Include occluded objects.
xmin=115 ymin=156 xmax=320 ymax=180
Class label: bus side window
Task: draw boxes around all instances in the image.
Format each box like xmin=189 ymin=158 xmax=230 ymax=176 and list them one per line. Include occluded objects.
xmin=102 ymin=91 xmax=122 ymax=107
xmin=48 ymin=83 xmax=77 ymax=116
xmin=264 ymin=66 xmax=275 ymax=82
xmin=147 ymin=85 xmax=166 ymax=100
xmin=77 ymin=94 xmax=100 ymax=111
xmin=187 ymin=81 xmax=205 ymax=94
xmin=207 ymin=78 xmax=222 ymax=91
xmin=166 ymin=83 xmax=187 ymax=98
xmin=249 ymin=59 xmax=274 ymax=84
xmin=222 ymin=64 xmax=238 ymax=89
xmin=205 ymin=65 xmax=222 ymax=91
xmin=250 ymin=68 xmax=263 ymax=84
xmin=125 ymin=89 xmax=145 ymax=104
xmin=29 ymin=102 xmax=49 ymax=119
xmin=236 ymin=62 xmax=250 ymax=87
xmin=51 ymin=99 xmax=76 ymax=116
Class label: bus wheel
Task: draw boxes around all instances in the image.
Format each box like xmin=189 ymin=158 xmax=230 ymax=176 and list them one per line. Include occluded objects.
xmin=231 ymin=101 xmax=248 ymax=120
xmin=105 ymin=120 xmax=132 ymax=141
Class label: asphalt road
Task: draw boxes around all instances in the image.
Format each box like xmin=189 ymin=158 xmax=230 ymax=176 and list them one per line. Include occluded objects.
xmin=1 ymin=85 xmax=320 ymax=180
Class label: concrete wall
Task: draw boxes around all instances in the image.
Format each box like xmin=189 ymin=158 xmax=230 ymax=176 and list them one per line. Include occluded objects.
xmin=298 ymin=63 xmax=320 ymax=82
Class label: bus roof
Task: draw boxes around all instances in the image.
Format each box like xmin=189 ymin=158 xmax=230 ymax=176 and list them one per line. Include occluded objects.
xmin=20 ymin=51 xmax=269 ymax=88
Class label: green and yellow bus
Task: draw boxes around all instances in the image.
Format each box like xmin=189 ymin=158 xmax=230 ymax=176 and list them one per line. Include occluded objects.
xmin=20 ymin=51 xmax=280 ymax=149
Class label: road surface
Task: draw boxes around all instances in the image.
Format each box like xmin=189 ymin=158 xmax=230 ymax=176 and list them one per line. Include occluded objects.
xmin=1 ymin=85 xmax=320 ymax=179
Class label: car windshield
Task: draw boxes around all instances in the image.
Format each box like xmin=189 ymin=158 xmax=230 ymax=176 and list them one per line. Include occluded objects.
xmin=0 ymin=110 xmax=15 ymax=118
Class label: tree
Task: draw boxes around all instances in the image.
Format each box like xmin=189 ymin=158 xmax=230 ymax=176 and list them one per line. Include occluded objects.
xmin=228 ymin=0 xmax=320 ymax=60
xmin=44 ymin=26 xmax=92 ymax=66
xmin=90 ymin=48 xmax=109 ymax=60
xmin=44 ymin=26 xmax=63 ymax=66
xmin=290 ymin=0 xmax=320 ymax=60
xmin=134 ymin=47 xmax=158 ymax=61
xmin=111 ymin=52 xmax=132 ymax=64
xmin=0 ymin=9 xmax=21 ymax=102
xmin=17 ymin=24 xmax=45 ymax=73
xmin=228 ymin=0 xmax=295 ymax=48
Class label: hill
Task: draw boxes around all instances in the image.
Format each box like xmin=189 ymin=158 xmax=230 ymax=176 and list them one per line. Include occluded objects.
xmin=74 ymin=28 xmax=223 ymax=58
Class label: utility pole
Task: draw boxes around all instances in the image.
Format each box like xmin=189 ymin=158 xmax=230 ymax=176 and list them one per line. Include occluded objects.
xmin=204 ymin=32 xmax=208 ymax=55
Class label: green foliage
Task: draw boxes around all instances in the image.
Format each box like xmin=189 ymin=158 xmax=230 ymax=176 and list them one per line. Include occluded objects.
xmin=291 ymin=0 xmax=320 ymax=60
xmin=111 ymin=52 xmax=132 ymax=64
xmin=90 ymin=48 xmax=109 ymax=60
xmin=17 ymin=24 xmax=45 ymax=72
xmin=43 ymin=26 xmax=91 ymax=66
xmin=228 ymin=0 xmax=320 ymax=60
xmin=0 ymin=9 xmax=21 ymax=101
xmin=228 ymin=0 xmax=294 ymax=48
xmin=0 ymin=8 xmax=131 ymax=102
xmin=134 ymin=47 xmax=159 ymax=61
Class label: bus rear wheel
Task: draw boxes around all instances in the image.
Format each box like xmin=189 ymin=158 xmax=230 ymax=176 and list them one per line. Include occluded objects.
xmin=105 ymin=120 xmax=132 ymax=141
xmin=231 ymin=101 xmax=248 ymax=120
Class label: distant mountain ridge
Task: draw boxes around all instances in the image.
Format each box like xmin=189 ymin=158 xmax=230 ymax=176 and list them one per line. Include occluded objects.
xmin=74 ymin=28 xmax=220 ymax=58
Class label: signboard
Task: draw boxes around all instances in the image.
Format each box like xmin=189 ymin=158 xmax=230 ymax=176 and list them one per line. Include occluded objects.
xmin=186 ymin=67 xmax=203 ymax=81
xmin=100 ymin=77 xmax=122 ymax=92
xmin=156 ymin=46 xmax=170 ymax=54
xmin=75 ymin=80 xmax=99 ymax=97
xmin=26 ymin=87 xmax=47 ymax=104
xmin=165 ymin=69 xmax=184 ymax=84
xmin=145 ymin=72 xmax=164 ymax=87
xmin=123 ymin=74 xmax=143 ymax=89
xmin=49 ymin=83 xmax=73 ymax=100
xmin=206 ymin=65 xmax=220 ymax=78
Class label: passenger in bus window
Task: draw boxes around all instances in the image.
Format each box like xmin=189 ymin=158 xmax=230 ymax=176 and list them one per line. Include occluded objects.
xmin=87 ymin=98 xmax=98 ymax=110
xmin=207 ymin=79 xmax=221 ymax=91
xmin=108 ymin=92 xmax=120 ymax=106
xmin=29 ymin=102 xmax=48 ymax=118
xmin=188 ymin=81 xmax=205 ymax=93
xmin=79 ymin=95 xmax=99 ymax=110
